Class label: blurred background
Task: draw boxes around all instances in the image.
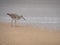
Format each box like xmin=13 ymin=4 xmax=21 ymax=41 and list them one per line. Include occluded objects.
xmin=0 ymin=0 xmax=60 ymax=30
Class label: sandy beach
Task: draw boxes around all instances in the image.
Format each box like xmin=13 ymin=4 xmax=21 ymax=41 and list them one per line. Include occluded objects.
xmin=0 ymin=22 xmax=60 ymax=45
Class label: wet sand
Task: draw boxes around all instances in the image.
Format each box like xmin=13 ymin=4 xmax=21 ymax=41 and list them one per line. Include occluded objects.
xmin=0 ymin=22 xmax=60 ymax=45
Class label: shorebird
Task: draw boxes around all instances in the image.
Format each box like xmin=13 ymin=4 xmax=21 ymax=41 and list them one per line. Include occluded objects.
xmin=7 ymin=13 xmax=25 ymax=27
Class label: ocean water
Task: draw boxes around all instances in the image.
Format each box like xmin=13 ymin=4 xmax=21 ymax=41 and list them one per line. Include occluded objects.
xmin=0 ymin=16 xmax=60 ymax=30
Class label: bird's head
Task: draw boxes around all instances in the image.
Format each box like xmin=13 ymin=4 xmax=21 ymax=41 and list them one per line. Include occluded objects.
xmin=20 ymin=15 xmax=26 ymax=20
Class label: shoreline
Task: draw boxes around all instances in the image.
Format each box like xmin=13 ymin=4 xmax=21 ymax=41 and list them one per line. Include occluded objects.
xmin=0 ymin=22 xmax=60 ymax=45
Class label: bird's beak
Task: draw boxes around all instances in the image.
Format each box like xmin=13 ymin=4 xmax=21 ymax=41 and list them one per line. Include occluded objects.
xmin=23 ymin=17 xmax=25 ymax=20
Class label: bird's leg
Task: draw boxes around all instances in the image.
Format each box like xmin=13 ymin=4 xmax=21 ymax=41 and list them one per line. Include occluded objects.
xmin=15 ymin=19 xmax=16 ymax=27
xmin=11 ymin=19 xmax=13 ymax=27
